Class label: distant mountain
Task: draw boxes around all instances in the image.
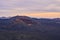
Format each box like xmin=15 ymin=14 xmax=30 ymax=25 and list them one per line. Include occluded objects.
xmin=0 ymin=16 xmax=60 ymax=31
xmin=0 ymin=16 xmax=60 ymax=40
xmin=10 ymin=16 xmax=37 ymax=24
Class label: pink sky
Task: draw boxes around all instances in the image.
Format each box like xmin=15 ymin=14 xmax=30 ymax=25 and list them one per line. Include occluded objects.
xmin=0 ymin=0 xmax=60 ymax=18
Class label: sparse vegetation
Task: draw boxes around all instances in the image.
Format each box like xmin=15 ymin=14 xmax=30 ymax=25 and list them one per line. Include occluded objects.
xmin=0 ymin=16 xmax=60 ymax=40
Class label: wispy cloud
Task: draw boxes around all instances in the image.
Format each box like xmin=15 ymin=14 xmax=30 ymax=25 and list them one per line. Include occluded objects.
xmin=0 ymin=0 xmax=60 ymax=16
xmin=0 ymin=0 xmax=60 ymax=11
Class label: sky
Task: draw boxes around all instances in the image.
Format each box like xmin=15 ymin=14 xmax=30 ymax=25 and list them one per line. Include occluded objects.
xmin=0 ymin=0 xmax=60 ymax=18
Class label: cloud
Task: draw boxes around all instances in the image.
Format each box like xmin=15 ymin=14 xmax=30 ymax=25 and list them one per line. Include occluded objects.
xmin=0 ymin=0 xmax=60 ymax=13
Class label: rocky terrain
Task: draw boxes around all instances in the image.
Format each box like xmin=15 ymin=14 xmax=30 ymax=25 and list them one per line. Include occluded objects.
xmin=0 ymin=16 xmax=60 ymax=40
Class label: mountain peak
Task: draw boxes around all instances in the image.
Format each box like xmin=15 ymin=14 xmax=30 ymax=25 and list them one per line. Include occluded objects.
xmin=9 ymin=16 xmax=37 ymax=25
xmin=11 ymin=16 xmax=31 ymax=19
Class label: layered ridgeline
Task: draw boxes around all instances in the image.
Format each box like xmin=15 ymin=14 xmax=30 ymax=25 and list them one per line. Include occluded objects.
xmin=0 ymin=16 xmax=60 ymax=40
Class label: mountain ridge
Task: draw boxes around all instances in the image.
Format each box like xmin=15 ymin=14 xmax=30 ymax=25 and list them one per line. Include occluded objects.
xmin=0 ymin=16 xmax=60 ymax=40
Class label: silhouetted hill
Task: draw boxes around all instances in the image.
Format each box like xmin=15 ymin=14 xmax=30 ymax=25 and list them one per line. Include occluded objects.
xmin=0 ymin=16 xmax=60 ymax=40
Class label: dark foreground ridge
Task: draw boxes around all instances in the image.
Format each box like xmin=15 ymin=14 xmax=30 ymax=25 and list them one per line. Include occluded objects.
xmin=0 ymin=16 xmax=60 ymax=40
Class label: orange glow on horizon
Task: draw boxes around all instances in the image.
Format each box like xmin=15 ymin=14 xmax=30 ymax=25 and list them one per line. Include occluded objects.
xmin=18 ymin=12 xmax=60 ymax=18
